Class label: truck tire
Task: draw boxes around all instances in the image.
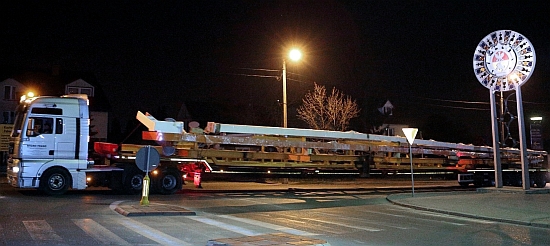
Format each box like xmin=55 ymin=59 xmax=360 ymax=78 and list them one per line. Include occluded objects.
xmin=534 ymin=173 xmax=547 ymax=188
xmin=40 ymin=168 xmax=71 ymax=195
xmin=156 ymin=170 xmax=182 ymax=195
xmin=123 ymin=168 xmax=145 ymax=195
xmin=535 ymin=179 xmax=547 ymax=188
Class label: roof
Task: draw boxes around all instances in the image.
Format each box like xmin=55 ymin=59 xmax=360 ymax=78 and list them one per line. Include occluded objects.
xmin=1 ymin=68 xmax=111 ymax=112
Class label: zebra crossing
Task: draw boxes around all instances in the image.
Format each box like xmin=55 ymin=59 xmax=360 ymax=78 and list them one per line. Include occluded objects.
xmin=1 ymin=205 xmax=496 ymax=245
xmin=73 ymin=219 xmax=131 ymax=245
xmin=3 ymin=214 xmax=319 ymax=245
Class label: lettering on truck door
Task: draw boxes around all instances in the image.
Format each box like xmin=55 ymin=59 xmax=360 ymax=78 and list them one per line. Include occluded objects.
xmin=24 ymin=117 xmax=55 ymax=159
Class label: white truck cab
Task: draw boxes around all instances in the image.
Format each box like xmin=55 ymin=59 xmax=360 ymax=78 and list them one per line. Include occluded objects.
xmin=7 ymin=94 xmax=91 ymax=195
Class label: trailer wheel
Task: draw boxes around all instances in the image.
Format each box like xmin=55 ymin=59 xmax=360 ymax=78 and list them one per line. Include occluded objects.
xmin=156 ymin=170 xmax=182 ymax=195
xmin=535 ymin=180 xmax=547 ymax=188
xmin=40 ymin=168 xmax=71 ymax=195
xmin=123 ymin=168 xmax=145 ymax=194
xmin=534 ymin=174 xmax=547 ymax=188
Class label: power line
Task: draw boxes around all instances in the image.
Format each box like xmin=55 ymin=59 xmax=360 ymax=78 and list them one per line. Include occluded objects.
xmin=226 ymin=73 xmax=278 ymax=78
xmin=412 ymin=102 xmax=489 ymax=111
xmin=416 ymin=97 xmax=489 ymax=105
xmin=233 ymin=67 xmax=280 ymax=72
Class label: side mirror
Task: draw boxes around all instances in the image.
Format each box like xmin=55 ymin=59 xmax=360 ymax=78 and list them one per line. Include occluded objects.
xmin=27 ymin=118 xmax=36 ymax=137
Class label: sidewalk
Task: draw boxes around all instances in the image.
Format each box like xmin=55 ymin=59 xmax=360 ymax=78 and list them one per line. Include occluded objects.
xmin=386 ymin=187 xmax=550 ymax=228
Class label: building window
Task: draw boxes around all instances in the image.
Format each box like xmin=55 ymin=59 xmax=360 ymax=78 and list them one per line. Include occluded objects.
xmin=2 ymin=111 xmax=15 ymax=124
xmin=4 ymin=86 xmax=16 ymax=101
xmin=67 ymin=86 xmax=94 ymax=97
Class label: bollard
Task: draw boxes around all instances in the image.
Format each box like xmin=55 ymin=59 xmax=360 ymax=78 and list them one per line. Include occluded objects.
xmin=140 ymin=174 xmax=150 ymax=206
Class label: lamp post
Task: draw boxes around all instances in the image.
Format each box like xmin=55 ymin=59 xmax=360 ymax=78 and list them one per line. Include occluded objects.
xmin=403 ymin=128 xmax=418 ymax=197
xmin=282 ymin=49 xmax=302 ymax=128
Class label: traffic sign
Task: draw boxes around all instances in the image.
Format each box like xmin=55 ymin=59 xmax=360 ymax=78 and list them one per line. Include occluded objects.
xmin=135 ymin=146 xmax=160 ymax=172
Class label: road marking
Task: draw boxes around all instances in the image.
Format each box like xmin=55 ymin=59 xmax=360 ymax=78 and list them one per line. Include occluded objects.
xmin=119 ymin=218 xmax=192 ymax=246
xmin=219 ymin=215 xmax=318 ymax=236
xmin=413 ymin=210 xmax=496 ymax=224
xmin=386 ymin=206 xmax=494 ymax=224
xmin=188 ymin=216 xmax=262 ymax=236
xmin=281 ymin=214 xmax=382 ymax=232
xmin=365 ymin=210 xmax=466 ymax=226
xmin=309 ymin=211 xmax=411 ymax=230
xmin=23 ymin=220 xmax=62 ymax=241
xmin=73 ymin=219 xmax=130 ymax=245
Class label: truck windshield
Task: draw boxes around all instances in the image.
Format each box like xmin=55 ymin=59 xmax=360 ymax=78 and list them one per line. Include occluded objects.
xmin=10 ymin=103 xmax=29 ymax=138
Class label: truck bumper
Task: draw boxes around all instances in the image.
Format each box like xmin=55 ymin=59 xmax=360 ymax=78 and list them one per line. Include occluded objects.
xmin=7 ymin=158 xmax=40 ymax=189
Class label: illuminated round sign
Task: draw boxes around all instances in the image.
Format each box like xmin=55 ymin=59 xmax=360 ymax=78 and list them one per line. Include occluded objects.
xmin=473 ymin=30 xmax=536 ymax=91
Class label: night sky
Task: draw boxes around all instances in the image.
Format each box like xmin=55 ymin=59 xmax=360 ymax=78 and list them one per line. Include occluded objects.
xmin=2 ymin=1 xmax=550 ymax=144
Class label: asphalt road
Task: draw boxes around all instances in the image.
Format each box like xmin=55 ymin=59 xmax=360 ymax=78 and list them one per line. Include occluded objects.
xmin=1 ymin=178 xmax=549 ymax=245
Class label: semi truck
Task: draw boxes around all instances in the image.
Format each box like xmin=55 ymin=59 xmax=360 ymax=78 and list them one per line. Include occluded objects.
xmin=6 ymin=94 xmax=548 ymax=195
xmin=6 ymin=94 xmax=209 ymax=195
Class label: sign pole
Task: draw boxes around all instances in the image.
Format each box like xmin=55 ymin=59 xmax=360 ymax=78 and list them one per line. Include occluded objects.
xmin=409 ymin=143 xmax=414 ymax=197
xmin=516 ymin=87 xmax=530 ymax=190
xmin=402 ymin=128 xmax=418 ymax=197
xmin=140 ymin=146 xmax=152 ymax=206
xmin=490 ymin=91 xmax=503 ymax=188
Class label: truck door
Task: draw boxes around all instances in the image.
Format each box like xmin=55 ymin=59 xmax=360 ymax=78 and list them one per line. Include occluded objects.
xmin=23 ymin=117 xmax=56 ymax=160
xmin=53 ymin=117 xmax=78 ymax=160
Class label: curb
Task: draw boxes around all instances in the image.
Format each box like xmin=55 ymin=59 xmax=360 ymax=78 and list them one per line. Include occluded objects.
xmin=206 ymin=233 xmax=331 ymax=246
xmin=385 ymin=194 xmax=550 ymax=229
xmin=114 ymin=202 xmax=197 ymax=217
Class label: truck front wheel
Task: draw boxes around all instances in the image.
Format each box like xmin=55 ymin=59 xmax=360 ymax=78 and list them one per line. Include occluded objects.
xmin=156 ymin=170 xmax=182 ymax=195
xmin=40 ymin=168 xmax=71 ymax=195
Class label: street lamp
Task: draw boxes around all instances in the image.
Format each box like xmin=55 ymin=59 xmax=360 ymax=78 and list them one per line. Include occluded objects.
xmin=282 ymin=48 xmax=302 ymax=128
xmin=20 ymin=92 xmax=35 ymax=102
xmin=402 ymin=128 xmax=418 ymax=197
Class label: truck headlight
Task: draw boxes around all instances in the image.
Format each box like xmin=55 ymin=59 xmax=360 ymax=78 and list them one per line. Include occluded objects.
xmin=12 ymin=166 xmax=20 ymax=173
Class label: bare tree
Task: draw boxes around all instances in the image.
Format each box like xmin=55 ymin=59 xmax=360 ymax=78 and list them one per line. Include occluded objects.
xmin=297 ymin=83 xmax=360 ymax=131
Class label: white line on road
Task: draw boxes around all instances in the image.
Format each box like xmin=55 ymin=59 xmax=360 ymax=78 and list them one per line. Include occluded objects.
xmin=23 ymin=220 xmax=62 ymax=241
xmin=219 ymin=215 xmax=318 ymax=236
xmin=188 ymin=216 xmax=262 ymax=236
xmin=73 ymin=218 xmax=131 ymax=245
xmin=308 ymin=211 xmax=411 ymax=230
xmin=366 ymin=210 xmax=466 ymax=226
xmin=412 ymin=210 xmax=496 ymax=224
xmin=282 ymin=214 xmax=382 ymax=232
xmin=119 ymin=218 xmax=192 ymax=246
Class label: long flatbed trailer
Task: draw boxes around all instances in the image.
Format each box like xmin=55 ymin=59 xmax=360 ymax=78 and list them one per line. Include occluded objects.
xmin=137 ymin=112 xmax=548 ymax=187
